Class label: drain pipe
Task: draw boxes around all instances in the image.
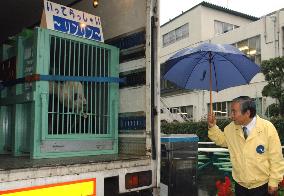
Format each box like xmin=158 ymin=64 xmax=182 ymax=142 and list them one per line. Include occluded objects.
xmin=264 ymin=15 xmax=267 ymax=44
xmin=270 ymin=15 xmax=277 ymax=57
xmin=276 ymin=10 xmax=280 ymax=57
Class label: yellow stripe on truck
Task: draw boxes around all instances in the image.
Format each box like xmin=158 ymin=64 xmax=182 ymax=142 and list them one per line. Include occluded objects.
xmin=0 ymin=179 xmax=96 ymax=196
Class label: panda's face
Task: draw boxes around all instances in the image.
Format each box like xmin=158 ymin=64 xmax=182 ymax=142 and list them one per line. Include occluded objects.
xmin=59 ymin=81 xmax=87 ymax=112
xmin=48 ymin=81 xmax=87 ymax=112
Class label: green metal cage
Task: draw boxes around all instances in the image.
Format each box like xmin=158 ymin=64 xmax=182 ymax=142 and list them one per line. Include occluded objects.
xmin=0 ymin=27 xmax=119 ymax=159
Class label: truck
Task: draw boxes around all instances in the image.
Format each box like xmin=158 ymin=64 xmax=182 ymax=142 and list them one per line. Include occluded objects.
xmin=0 ymin=0 xmax=160 ymax=195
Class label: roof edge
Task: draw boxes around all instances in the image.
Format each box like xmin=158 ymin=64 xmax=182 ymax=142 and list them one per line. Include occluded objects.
xmin=161 ymin=1 xmax=259 ymax=27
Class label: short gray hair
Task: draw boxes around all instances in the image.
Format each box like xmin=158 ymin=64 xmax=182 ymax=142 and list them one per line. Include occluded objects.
xmin=232 ymin=96 xmax=256 ymax=118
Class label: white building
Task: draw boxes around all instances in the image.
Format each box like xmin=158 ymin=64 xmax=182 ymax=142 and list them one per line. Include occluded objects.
xmin=160 ymin=1 xmax=284 ymax=122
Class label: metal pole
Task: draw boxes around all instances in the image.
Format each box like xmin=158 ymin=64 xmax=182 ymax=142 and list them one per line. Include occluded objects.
xmin=209 ymin=52 xmax=213 ymax=115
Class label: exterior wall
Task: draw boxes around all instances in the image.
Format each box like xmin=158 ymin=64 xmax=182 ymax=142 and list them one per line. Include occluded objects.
xmin=160 ymin=5 xmax=284 ymax=121
xmin=200 ymin=6 xmax=254 ymax=42
xmin=160 ymin=5 xmax=255 ymax=63
xmin=211 ymin=12 xmax=283 ymax=60
xmin=160 ymin=7 xmax=202 ymax=63
xmin=120 ymin=86 xmax=146 ymax=113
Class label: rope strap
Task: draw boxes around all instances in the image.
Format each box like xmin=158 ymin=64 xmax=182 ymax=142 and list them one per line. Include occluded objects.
xmin=0 ymin=74 xmax=125 ymax=89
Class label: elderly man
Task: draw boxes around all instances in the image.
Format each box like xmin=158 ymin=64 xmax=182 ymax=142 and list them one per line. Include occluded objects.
xmin=208 ymin=96 xmax=284 ymax=196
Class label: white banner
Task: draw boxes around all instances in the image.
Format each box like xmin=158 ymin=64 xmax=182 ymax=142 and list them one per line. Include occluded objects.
xmin=42 ymin=0 xmax=104 ymax=42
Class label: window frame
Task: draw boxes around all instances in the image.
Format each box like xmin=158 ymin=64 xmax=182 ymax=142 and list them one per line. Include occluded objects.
xmin=162 ymin=23 xmax=189 ymax=47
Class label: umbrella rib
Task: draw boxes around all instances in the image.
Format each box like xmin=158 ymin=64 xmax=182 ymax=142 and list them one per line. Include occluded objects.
xmin=212 ymin=53 xmax=220 ymax=91
xmin=212 ymin=61 xmax=219 ymax=92
xmin=184 ymin=51 xmax=209 ymax=88
xmin=216 ymin=53 xmax=250 ymax=84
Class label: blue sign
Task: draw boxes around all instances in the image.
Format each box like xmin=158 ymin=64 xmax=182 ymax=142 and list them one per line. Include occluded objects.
xmin=53 ymin=16 xmax=102 ymax=41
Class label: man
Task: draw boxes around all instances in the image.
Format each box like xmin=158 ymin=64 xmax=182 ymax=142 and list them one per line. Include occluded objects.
xmin=208 ymin=96 xmax=284 ymax=196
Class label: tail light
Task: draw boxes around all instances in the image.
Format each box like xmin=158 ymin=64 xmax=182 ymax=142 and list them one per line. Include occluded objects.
xmin=125 ymin=170 xmax=152 ymax=189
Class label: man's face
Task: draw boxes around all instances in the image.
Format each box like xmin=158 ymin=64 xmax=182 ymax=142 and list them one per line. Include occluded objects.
xmin=230 ymin=102 xmax=251 ymax=125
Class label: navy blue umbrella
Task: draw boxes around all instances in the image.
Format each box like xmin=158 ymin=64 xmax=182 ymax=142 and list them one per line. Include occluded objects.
xmin=163 ymin=43 xmax=261 ymax=113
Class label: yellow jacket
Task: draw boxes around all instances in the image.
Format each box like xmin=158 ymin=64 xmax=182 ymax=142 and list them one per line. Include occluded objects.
xmin=208 ymin=115 xmax=284 ymax=189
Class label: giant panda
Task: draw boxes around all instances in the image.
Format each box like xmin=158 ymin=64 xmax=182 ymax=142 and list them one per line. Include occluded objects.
xmin=48 ymin=81 xmax=87 ymax=134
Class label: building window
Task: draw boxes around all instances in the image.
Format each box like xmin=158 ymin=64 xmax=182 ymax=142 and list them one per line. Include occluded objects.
xmin=161 ymin=78 xmax=177 ymax=90
xmin=214 ymin=20 xmax=239 ymax=35
xmin=162 ymin=23 xmax=189 ymax=47
xmin=161 ymin=63 xmax=180 ymax=92
xmin=180 ymin=105 xmax=194 ymax=119
xmin=282 ymin=27 xmax=284 ymax=56
xmin=214 ymin=102 xmax=228 ymax=118
xmin=254 ymin=97 xmax=262 ymax=116
xmin=170 ymin=107 xmax=179 ymax=113
xmin=208 ymin=98 xmax=262 ymax=119
xmin=235 ymin=36 xmax=261 ymax=64
xmin=208 ymin=101 xmax=229 ymax=119
xmin=167 ymin=105 xmax=193 ymax=120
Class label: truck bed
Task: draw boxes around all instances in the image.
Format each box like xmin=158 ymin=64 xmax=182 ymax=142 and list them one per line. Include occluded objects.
xmin=0 ymin=154 xmax=150 ymax=183
xmin=0 ymin=154 xmax=150 ymax=170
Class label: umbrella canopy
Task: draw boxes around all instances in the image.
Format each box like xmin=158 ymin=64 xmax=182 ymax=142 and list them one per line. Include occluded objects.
xmin=163 ymin=43 xmax=261 ymax=113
